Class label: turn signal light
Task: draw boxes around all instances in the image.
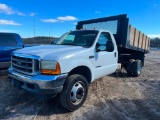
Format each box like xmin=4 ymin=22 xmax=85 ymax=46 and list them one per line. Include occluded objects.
xmin=41 ymin=63 xmax=61 ymax=75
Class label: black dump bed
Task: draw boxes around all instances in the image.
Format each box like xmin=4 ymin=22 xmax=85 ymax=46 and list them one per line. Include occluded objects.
xmin=76 ymin=14 xmax=150 ymax=53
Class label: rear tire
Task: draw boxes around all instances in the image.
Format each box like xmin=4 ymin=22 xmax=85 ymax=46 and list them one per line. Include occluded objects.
xmin=126 ymin=59 xmax=135 ymax=76
xmin=60 ymin=74 xmax=88 ymax=111
xmin=132 ymin=60 xmax=142 ymax=77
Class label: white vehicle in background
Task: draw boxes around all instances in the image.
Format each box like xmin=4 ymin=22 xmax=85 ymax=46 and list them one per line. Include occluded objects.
xmin=8 ymin=14 xmax=150 ymax=111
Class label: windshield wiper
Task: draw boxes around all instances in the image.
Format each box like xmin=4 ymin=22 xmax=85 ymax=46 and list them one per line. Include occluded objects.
xmin=52 ymin=43 xmax=61 ymax=45
xmin=60 ymin=43 xmax=79 ymax=46
xmin=81 ymin=45 xmax=90 ymax=48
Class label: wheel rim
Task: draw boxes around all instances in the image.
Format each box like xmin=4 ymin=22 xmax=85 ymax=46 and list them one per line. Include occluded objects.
xmin=137 ymin=63 xmax=142 ymax=75
xmin=70 ymin=81 xmax=85 ymax=105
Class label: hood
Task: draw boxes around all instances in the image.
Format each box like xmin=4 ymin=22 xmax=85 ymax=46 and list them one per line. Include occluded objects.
xmin=14 ymin=45 xmax=87 ymax=60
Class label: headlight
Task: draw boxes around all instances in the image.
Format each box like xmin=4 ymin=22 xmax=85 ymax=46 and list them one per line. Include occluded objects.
xmin=40 ymin=60 xmax=61 ymax=75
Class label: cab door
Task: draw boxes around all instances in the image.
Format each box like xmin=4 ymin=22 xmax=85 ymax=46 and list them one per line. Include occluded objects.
xmin=93 ymin=32 xmax=118 ymax=79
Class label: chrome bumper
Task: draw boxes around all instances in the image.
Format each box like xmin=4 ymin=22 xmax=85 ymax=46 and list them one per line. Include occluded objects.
xmin=8 ymin=67 xmax=67 ymax=94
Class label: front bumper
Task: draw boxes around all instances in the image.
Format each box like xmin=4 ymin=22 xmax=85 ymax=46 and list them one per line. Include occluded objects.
xmin=0 ymin=61 xmax=11 ymax=70
xmin=8 ymin=67 xmax=67 ymax=95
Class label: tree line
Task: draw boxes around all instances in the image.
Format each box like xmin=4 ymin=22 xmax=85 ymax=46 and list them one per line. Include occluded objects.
xmin=22 ymin=36 xmax=58 ymax=44
xmin=150 ymin=37 xmax=160 ymax=48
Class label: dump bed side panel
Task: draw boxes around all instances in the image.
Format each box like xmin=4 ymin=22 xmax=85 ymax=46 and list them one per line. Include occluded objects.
xmin=128 ymin=25 xmax=150 ymax=52
xmin=129 ymin=25 xmax=135 ymax=46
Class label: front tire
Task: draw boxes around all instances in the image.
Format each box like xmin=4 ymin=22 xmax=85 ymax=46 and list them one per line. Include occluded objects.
xmin=60 ymin=74 xmax=88 ymax=111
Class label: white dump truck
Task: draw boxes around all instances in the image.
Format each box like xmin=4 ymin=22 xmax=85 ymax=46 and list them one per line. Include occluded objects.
xmin=8 ymin=14 xmax=150 ymax=111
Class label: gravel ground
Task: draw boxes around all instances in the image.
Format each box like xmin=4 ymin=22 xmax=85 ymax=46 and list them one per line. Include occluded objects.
xmin=0 ymin=50 xmax=160 ymax=120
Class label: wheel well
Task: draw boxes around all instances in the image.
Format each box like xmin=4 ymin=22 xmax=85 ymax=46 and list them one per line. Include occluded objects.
xmin=118 ymin=52 xmax=144 ymax=69
xmin=68 ymin=66 xmax=92 ymax=83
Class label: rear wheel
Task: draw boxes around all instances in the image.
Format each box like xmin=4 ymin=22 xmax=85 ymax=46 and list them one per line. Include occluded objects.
xmin=60 ymin=74 xmax=88 ymax=111
xmin=132 ymin=60 xmax=142 ymax=77
xmin=126 ymin=59 xmax=135 ymax=76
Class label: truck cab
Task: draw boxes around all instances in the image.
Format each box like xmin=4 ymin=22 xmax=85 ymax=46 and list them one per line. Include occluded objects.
xmin=52 ymin=30 xmax=118 ymax=80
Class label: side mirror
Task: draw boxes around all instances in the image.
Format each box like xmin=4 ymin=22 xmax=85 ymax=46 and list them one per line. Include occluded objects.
xmin=96 ymin=43 xmax=100 ymax=52
xmin=50 ymin=41 xmax=53 ymax=45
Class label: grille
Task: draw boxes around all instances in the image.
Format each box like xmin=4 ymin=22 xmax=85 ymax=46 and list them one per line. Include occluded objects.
xmin=12 ymin=55 xmax=39 ymax=75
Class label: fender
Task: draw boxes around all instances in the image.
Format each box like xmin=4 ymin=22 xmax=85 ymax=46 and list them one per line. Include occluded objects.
xmin=62 ymin=59 xmax=95 ymax=82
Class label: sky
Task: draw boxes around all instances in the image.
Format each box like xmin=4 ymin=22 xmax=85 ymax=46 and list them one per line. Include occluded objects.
xmin=0 ymin=0 xmax=160 ymax=38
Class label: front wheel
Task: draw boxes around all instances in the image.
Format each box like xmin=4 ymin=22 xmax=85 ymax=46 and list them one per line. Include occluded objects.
xmin=60 ymin=74 xmax=88 ymax=111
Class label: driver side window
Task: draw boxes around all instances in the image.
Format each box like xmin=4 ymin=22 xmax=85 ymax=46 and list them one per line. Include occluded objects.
xmin=97 ymin=32 xmax=114 ymax=52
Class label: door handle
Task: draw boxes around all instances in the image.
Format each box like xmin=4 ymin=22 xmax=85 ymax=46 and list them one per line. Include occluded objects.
xmin=114 ymin=52 xmax=116 ymax=57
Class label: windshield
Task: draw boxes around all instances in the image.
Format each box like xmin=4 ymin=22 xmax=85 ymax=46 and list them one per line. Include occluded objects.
xmin=0 ymin=34 xmax=17 ymax=46
xmin=53 ymin=30 xmax=98 ymax=47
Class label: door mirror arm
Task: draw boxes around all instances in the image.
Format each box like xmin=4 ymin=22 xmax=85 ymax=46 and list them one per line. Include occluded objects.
xmin=96 ymin=43 xmax=101 ymax=52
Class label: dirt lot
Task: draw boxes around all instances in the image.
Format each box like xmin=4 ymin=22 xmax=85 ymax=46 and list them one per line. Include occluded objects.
xmin=0 ymin=50 xmax=160 ymax=120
